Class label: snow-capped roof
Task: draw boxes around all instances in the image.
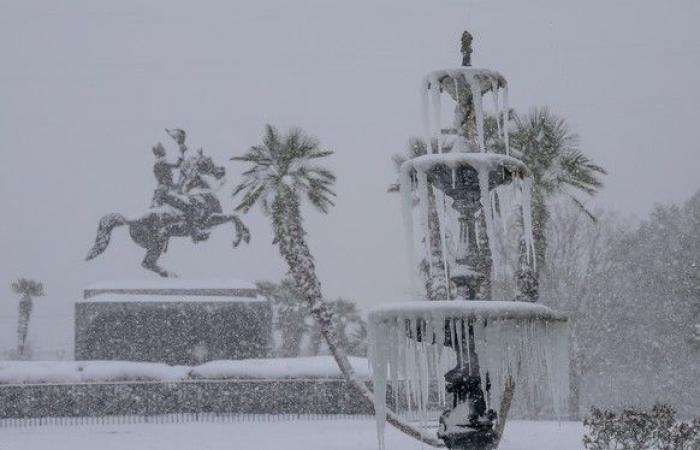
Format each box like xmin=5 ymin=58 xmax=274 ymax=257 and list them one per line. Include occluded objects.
xmin=0 ymin=357 xmax=370 ymax=385
xmin=82 ymin=278 xmax=260 ymax=301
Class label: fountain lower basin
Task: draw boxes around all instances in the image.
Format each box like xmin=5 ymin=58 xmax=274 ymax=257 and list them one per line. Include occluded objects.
xmin=368 ymin=301 xmax=569 ymax=449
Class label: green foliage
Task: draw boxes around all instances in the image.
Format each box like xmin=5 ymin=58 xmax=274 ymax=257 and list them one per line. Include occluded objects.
xmin=257 ymin=278 xmax=310 ymax=357
xmin=583 ymin=404 xmax=700 ymax=450
xmin=309 ymin=298 xmax=368 ymax=356
xmin=11 ymin=278 xmax=44 ymax=358
xmin=387 ymin=137 xmax=429 ymax=193
xmin=501 ymin=107 xmax=606 ymax=218
xmin=258 ymin=278 xmax=368 ymax=358
xmin=542 ymin=191 xmax=700 ymax=417
xmin=232 ymin=124 xmax=336 ymax=215
xmin=11 ymin=278 xmax=45 ymax=298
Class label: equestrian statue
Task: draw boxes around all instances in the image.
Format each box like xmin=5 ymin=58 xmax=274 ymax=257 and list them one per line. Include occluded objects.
xmin=86 ymin=129 xmax=250 ymax=277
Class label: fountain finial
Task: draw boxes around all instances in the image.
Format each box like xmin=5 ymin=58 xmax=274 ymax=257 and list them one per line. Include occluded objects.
xmin=461 ymin=30 xmax=473 ymax=67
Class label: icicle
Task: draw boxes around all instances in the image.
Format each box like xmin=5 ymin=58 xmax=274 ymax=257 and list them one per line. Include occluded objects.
xmin=502 ymin=84 xmax=510 ymax=156
xmin=478 ymin=168 xmax=496 ymax=280
xmin=435 ymin=190 xmax=451 ymax=299
xmin=368 ymin=316 xmax=389 ymax=450
xmin=417 ymin=319 xmax=430 ymax=430
xmin=469 ymin=81 xmax=486 ymax=153
xmin=416 ymin=170 xmax=433 ymax=281
xmin=422 ymin=79 xmax=432 ymax=153
xmin=400 ymin=164 xmax=418 ymax=291
xmin=520 ymin=176 xmax=536 ymax=267
xmin=430 ymin=75 xmax=442 ymax=153
xmin=434 ymin=314 xmax=446 ymax=406
xmin=453 ymin=75 xmax=461 ymax=127
xmin=491 ymin=79 xmax=502 ymax=137
xmin=389 ymin=318 xmax=400 ymax=411
xmin=455 ymin=319 xmax=464 ymax=369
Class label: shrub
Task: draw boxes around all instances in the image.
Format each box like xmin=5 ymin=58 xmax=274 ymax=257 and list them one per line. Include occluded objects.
xmin=583 ymin=404 xmax=699 ymax=450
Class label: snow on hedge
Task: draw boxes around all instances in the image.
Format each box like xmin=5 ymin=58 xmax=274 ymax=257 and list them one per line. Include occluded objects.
xmin=190 ymin=356 xmax=370 ymax=380
xmin=0 ymin=356 xmax=369 ymax=385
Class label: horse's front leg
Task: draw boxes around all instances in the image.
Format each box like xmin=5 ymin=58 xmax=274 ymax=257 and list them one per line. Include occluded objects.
xmin=206 ymin=214 xmax=250 ymax=247
xmin=142 ymin=241 xmax=177 ymax=278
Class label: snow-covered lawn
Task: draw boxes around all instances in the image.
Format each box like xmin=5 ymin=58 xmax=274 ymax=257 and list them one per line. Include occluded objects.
xmin=1 ymin=418 xmax=584 ymax=450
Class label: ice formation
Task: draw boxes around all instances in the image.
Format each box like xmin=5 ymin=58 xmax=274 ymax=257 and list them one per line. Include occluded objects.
xmin=382 ymin=62 xmax=567 ymax=450
xmin=399 ymin=153 xmax=536 ymax=284
xmin=422 ymin=68 xmax=510 ymax=156
xmin=368 ymin=302 xmax=569 ymax=448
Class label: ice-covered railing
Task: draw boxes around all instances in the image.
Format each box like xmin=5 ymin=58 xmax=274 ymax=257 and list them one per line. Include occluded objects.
xmin=368 ymin=301 xmax=569 ymax=448
xmin=422 ymin=68 xmax=509 ymax=155
xmin=399 ymin=153 xmax=536 ymax=288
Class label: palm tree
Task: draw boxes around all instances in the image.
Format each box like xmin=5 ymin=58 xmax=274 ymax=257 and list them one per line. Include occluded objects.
xmin=492 ymin=108 xmax=606 ymax=300
xmin=233 ymin=125 xmax=441 ymax=446
xmin=11 ymin=278 xmax=45 ymax=358
xmin=260 ymin=278 xmax=311 ymax=357
xmin=309 ymin=298 xmax=367 ymax=356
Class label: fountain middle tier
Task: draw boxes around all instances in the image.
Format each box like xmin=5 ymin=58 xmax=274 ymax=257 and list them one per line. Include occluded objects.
xmin=400 ymin=153 xmax=536 ymax=294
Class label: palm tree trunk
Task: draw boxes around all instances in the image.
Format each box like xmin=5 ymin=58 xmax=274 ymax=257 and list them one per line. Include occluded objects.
xmin=532 ymin=190 xmax=549 ymax=280
xmin=494 ymin=377 xmax=516 ymax=446
xmin=17 ymin=295 xmax=32 ymax=358
xmin=272 ymin=192 xmax=443 ymax=447
xmin=309 ymin=323 xmax=323 ymax=355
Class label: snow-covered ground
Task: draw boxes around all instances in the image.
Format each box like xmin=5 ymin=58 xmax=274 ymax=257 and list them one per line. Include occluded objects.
xmin=0 ymin=418 xmax=584 ymax=450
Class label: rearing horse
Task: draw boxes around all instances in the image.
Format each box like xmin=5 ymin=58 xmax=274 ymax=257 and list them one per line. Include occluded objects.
xmin=86 ymin=154 xmax=250 ymax=277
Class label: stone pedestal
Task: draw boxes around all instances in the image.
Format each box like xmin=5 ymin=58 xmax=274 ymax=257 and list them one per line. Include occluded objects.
xmin=75 ymin=279 xmax=272 ymax=365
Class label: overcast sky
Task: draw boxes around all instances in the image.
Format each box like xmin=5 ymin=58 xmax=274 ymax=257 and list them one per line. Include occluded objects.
xmin=1 ymin=0 xmax=699 ymax=354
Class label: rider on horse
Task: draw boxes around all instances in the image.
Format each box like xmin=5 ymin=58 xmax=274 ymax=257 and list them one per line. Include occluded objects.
xmin=150 ymin=131 xmax=209 ymax=243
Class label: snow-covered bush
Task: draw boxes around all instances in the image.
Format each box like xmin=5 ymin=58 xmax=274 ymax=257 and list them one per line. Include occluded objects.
xmin=583 ymin=404 xmax=699 ymax=450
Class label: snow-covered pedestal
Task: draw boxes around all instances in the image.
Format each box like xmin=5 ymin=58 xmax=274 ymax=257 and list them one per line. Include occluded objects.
xmin=75 ymin=279 xmax=272 ymax=365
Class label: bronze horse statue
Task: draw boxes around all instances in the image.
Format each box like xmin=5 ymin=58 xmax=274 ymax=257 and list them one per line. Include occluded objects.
xmin=86 ymin=153 xmax=250 ymax=277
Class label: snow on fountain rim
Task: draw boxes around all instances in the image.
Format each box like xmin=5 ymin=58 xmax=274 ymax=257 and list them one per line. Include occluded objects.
xmin=369 ymin=300 xmax=567 ymax=323
xmin=401 ymin=153 xmax=530 ymax=177
xmin=424 ymin=67 xmax=507 ymax=91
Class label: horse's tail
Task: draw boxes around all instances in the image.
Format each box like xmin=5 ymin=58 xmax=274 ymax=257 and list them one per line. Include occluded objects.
xmin=231 ymin=215 xmax=251 ymax=248
xmin=86 ymin=213 xmax=128 ymax=261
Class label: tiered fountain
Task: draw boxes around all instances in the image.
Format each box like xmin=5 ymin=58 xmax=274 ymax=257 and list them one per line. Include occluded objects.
xmin=368 ymin=32 xmax=569 ymax=450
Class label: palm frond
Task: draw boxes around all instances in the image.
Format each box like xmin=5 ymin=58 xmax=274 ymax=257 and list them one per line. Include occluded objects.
xmin=234 ymin=184 xmax=268 ymax=213
xmin=509 ymin=107 xmax=606 ymax=219
xmin=565 ymin=192 xmax=598 ymax=222
xmin=231 ymin=124 xmax=336 ymax=215
xmin=11 ymin=278 xmax=45 ymax=297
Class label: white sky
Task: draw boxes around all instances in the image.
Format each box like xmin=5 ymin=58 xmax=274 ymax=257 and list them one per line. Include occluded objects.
xmin=1 ymin=0 xmax=699 ymax=354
